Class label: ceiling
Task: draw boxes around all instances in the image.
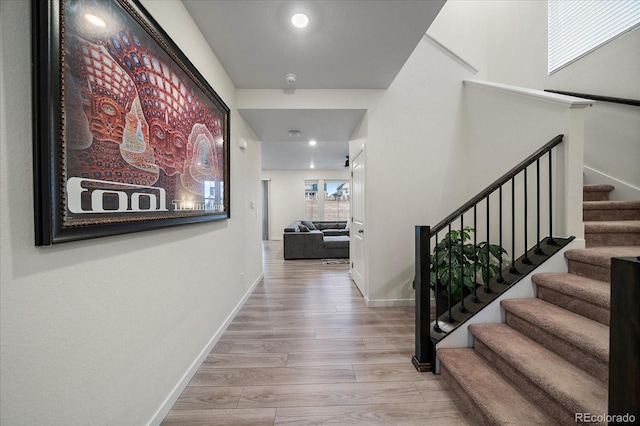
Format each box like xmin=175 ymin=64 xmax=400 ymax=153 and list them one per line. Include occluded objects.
xmin=181 ymin=0 xmax=446 ymax=169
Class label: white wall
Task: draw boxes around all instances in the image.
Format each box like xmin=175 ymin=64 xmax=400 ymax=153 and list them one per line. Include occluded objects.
xmin=0 ymin=1 xmax=262 ymax=425
xmin=364 ymin=36 xmax=477 ymax=304
xmin=464 ymin=82 xmax=590 ymax=244
xmin=478 ymin=0 xmax=640 ymax=99
xmin=360 ymin=0 xmax=639 ymax=305
xmin=262 ymin=169 xmax=350 ymax=240
xmin=584 ymin=102 xmax=640 ymax=188
xmin=479 ymin=0 xmax=640 ymax=187
xmin=430 ymin=0 xmax=639 ymax=188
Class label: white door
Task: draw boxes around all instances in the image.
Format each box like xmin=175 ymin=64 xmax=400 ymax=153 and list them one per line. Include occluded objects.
xmin=351 ymin=148 xmax=366 ymax=295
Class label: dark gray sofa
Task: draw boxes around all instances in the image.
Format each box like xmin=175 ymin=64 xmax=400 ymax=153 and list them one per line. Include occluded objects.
xmin=283 ymin=220 xmax=350 ymax=259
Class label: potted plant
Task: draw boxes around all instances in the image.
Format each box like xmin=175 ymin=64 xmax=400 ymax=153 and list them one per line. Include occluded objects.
xmin=430 ymin=227 xmax=507 ymax=317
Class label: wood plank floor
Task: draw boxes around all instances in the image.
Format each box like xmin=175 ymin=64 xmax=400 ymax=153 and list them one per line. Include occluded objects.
xmin=161 ymin=241 xmax=473 ymax=425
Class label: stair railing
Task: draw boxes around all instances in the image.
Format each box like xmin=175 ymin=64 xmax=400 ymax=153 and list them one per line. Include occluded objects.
xmin=544 ymin=90 xmax=640 ymax=107
xmin=413 ymin=134 xmax=574 ymax=372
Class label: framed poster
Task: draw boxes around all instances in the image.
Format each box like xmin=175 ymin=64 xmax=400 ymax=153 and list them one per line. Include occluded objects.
xmin=32 ymin=0 xmax=231 ymax=245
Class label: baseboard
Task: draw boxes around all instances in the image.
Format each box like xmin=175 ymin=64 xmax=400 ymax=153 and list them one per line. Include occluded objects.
xmin=365 ymin=297 xmax=415 ymax=307
xmin=583 ymin=166 xmax=640 ymax=201
xmin=148 ymin=272 xmax=263 ymax=426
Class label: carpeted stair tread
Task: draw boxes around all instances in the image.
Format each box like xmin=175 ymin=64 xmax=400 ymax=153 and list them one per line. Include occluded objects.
xmin=584 ymin=221 xmax=640 ymax=247
xmin=584 ymin=200 xmax=640 ymax=210
xmin=565 ymin=246 xmax=640 ymax=268
xmin=565 ymin=247 xmax=640 ymax=279
xmin=584 ymin=220 xmax=640 ymax=233
xmin=583 ymin=184 xmax=614 ymax=193
xmin=532 ymin=272 xmax=610 ymax=324
xmin=501 ymin=299 xmax=609 ymax=381
xmin=532 ymin=273 xmax=610 ymax=309
xmin=583 ymin=200 xmax=640 ymax=221
xmin=583 ymin=184 xmax=614 ymax=201
xmin=438 ymin=348 xmax=556 ymax=425
xmin=469 ymin=323 xmax=608 ymax=420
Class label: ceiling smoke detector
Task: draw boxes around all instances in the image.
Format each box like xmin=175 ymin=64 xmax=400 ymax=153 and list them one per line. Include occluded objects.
xmin=288 ymin=130 xmax=301 ymax=137
xmin=285 ymin=73 xmax=297 ymax=84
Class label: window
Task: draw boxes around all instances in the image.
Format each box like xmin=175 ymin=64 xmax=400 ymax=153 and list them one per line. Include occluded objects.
xmin=548 ymin=0 xmax=640 ymax=74
xmin=304 ymin=180 xmax=319 ymax=220
xmin=304 ymin=179 xmax=350 ymax=221
xmin=323 ymin=181 xmax=350 ymax=221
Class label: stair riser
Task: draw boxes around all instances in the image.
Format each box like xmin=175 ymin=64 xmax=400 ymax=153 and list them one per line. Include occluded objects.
xmin=439 ymin=348 xmax=557 ymax=425
xmin=583 ymin=192 xmax=610 ymax=201
xmin=585 ymin=232 xmax=640 ymax=247
xmin=567 ymin=260 xmax=610 ymax=283
xmin=472 ymin=338 xmax=578 ymax=425
xmin=583 ymin=210 xmax=640 ymax=221
xmin=439 ymin=365 xmax=492 ymax=426
xmin=536 ymin=286 xmax=610 ymax=325
xmin=505 ymin=313 xmax=608 ymax=382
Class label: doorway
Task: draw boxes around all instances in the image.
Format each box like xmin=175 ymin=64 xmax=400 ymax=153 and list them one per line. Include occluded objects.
xmin=261 ymin=179 xmax=270 ymax=240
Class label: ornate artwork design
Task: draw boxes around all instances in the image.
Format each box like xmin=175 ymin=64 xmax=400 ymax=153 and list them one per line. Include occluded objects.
xmin=32 ymin=0 xmax=230 ymax=245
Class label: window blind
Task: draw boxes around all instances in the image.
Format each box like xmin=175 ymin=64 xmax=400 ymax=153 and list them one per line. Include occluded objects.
xmin=548 ymin=0 xmax=640 ymax=74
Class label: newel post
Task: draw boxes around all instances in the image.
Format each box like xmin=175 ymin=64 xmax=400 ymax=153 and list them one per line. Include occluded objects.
xmin=413 ymin=225 xmax=433 ymax=372
xmin=609 ymin=256 xmax=640 ymax=422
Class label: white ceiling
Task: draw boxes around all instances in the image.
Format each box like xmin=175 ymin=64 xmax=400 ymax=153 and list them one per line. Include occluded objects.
xmin=240 ymin=109 xmax=366 ymax=169
xmin=181 ymin=0 xmax=446 ymax=169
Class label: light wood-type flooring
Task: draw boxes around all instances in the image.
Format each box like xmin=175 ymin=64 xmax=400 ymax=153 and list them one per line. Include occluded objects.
xmin=161 ymin=241 xmax=473 ymax=425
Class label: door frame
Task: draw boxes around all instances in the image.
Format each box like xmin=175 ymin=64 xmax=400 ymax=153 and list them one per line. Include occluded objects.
xmin=350 ymin=146 xmax=366 ymax=296
xmin=261 ymin=178 xmax=271 ymax=240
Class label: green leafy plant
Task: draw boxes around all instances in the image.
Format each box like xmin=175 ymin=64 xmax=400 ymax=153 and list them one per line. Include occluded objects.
xmin=430 ymin=227 xmax=507 ymax=301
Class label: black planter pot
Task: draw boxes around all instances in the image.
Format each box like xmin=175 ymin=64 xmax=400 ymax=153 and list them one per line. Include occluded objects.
xmin=433 ymin=282 xmax=478 ymax=318
xmin=435 ymin=287 xmax=453 ymax=318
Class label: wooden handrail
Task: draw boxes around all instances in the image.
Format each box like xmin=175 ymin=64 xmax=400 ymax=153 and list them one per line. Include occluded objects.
xmin=431 ymin=134 xmax=564 ymax=236
xmin=545 ymin=90 xmax=640 ymax=107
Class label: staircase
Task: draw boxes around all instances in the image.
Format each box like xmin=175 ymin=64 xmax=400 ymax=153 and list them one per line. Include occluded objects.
xmin=437 ymin=184 xmax=640 ymax=425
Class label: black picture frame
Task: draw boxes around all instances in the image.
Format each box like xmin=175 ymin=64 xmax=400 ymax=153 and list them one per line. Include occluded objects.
xmin=32 ymin=0 xmax=231 ymax=245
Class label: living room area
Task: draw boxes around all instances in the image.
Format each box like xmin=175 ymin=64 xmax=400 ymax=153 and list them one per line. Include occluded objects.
xmin=261 ymin=171 xmax=353 ymax=261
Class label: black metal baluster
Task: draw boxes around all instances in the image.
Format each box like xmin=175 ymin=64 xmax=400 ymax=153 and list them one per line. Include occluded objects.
xmin=535 ymin=159 xmax=545 ymax=255
xmin=472 ymin=205 xmax=479 ymax=302
xmin=523 ymin=168 xmax=532 ymax=265
xmin=459 ymin=215 xmax=467 ymax=313
xmin=433 ymin=232 xmax=443 ymax=333
xmin=447 ymin=223 xmax=453 ymax=322
xmin=548 ymin=150 xmax=557 ymax=245
xmin=510 ymin=176 xmax=519 ymax=274
xmin=484 ymin=196 xmax=492 ymax=293
xmin=497 ymin=186 xmax=505 ymax=283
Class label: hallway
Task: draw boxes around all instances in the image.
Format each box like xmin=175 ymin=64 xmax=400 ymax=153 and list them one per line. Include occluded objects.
xmin=161 ymin=241 xmax=472 ymax=425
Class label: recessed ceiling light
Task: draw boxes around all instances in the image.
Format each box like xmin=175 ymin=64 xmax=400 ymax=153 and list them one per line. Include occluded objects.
xmin=291 ymin=13 xmax=309 ymax=29
xmin=309 ymin=140 xmax=317 ymax=146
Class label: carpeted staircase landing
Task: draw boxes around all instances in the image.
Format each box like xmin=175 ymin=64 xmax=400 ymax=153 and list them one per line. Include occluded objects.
xmin=437 ymin=184 xmax=640 ymax=425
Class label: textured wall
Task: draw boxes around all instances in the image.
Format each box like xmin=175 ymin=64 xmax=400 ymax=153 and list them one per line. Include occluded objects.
xmin=0 ymin=1 xmax=262 ymax=424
